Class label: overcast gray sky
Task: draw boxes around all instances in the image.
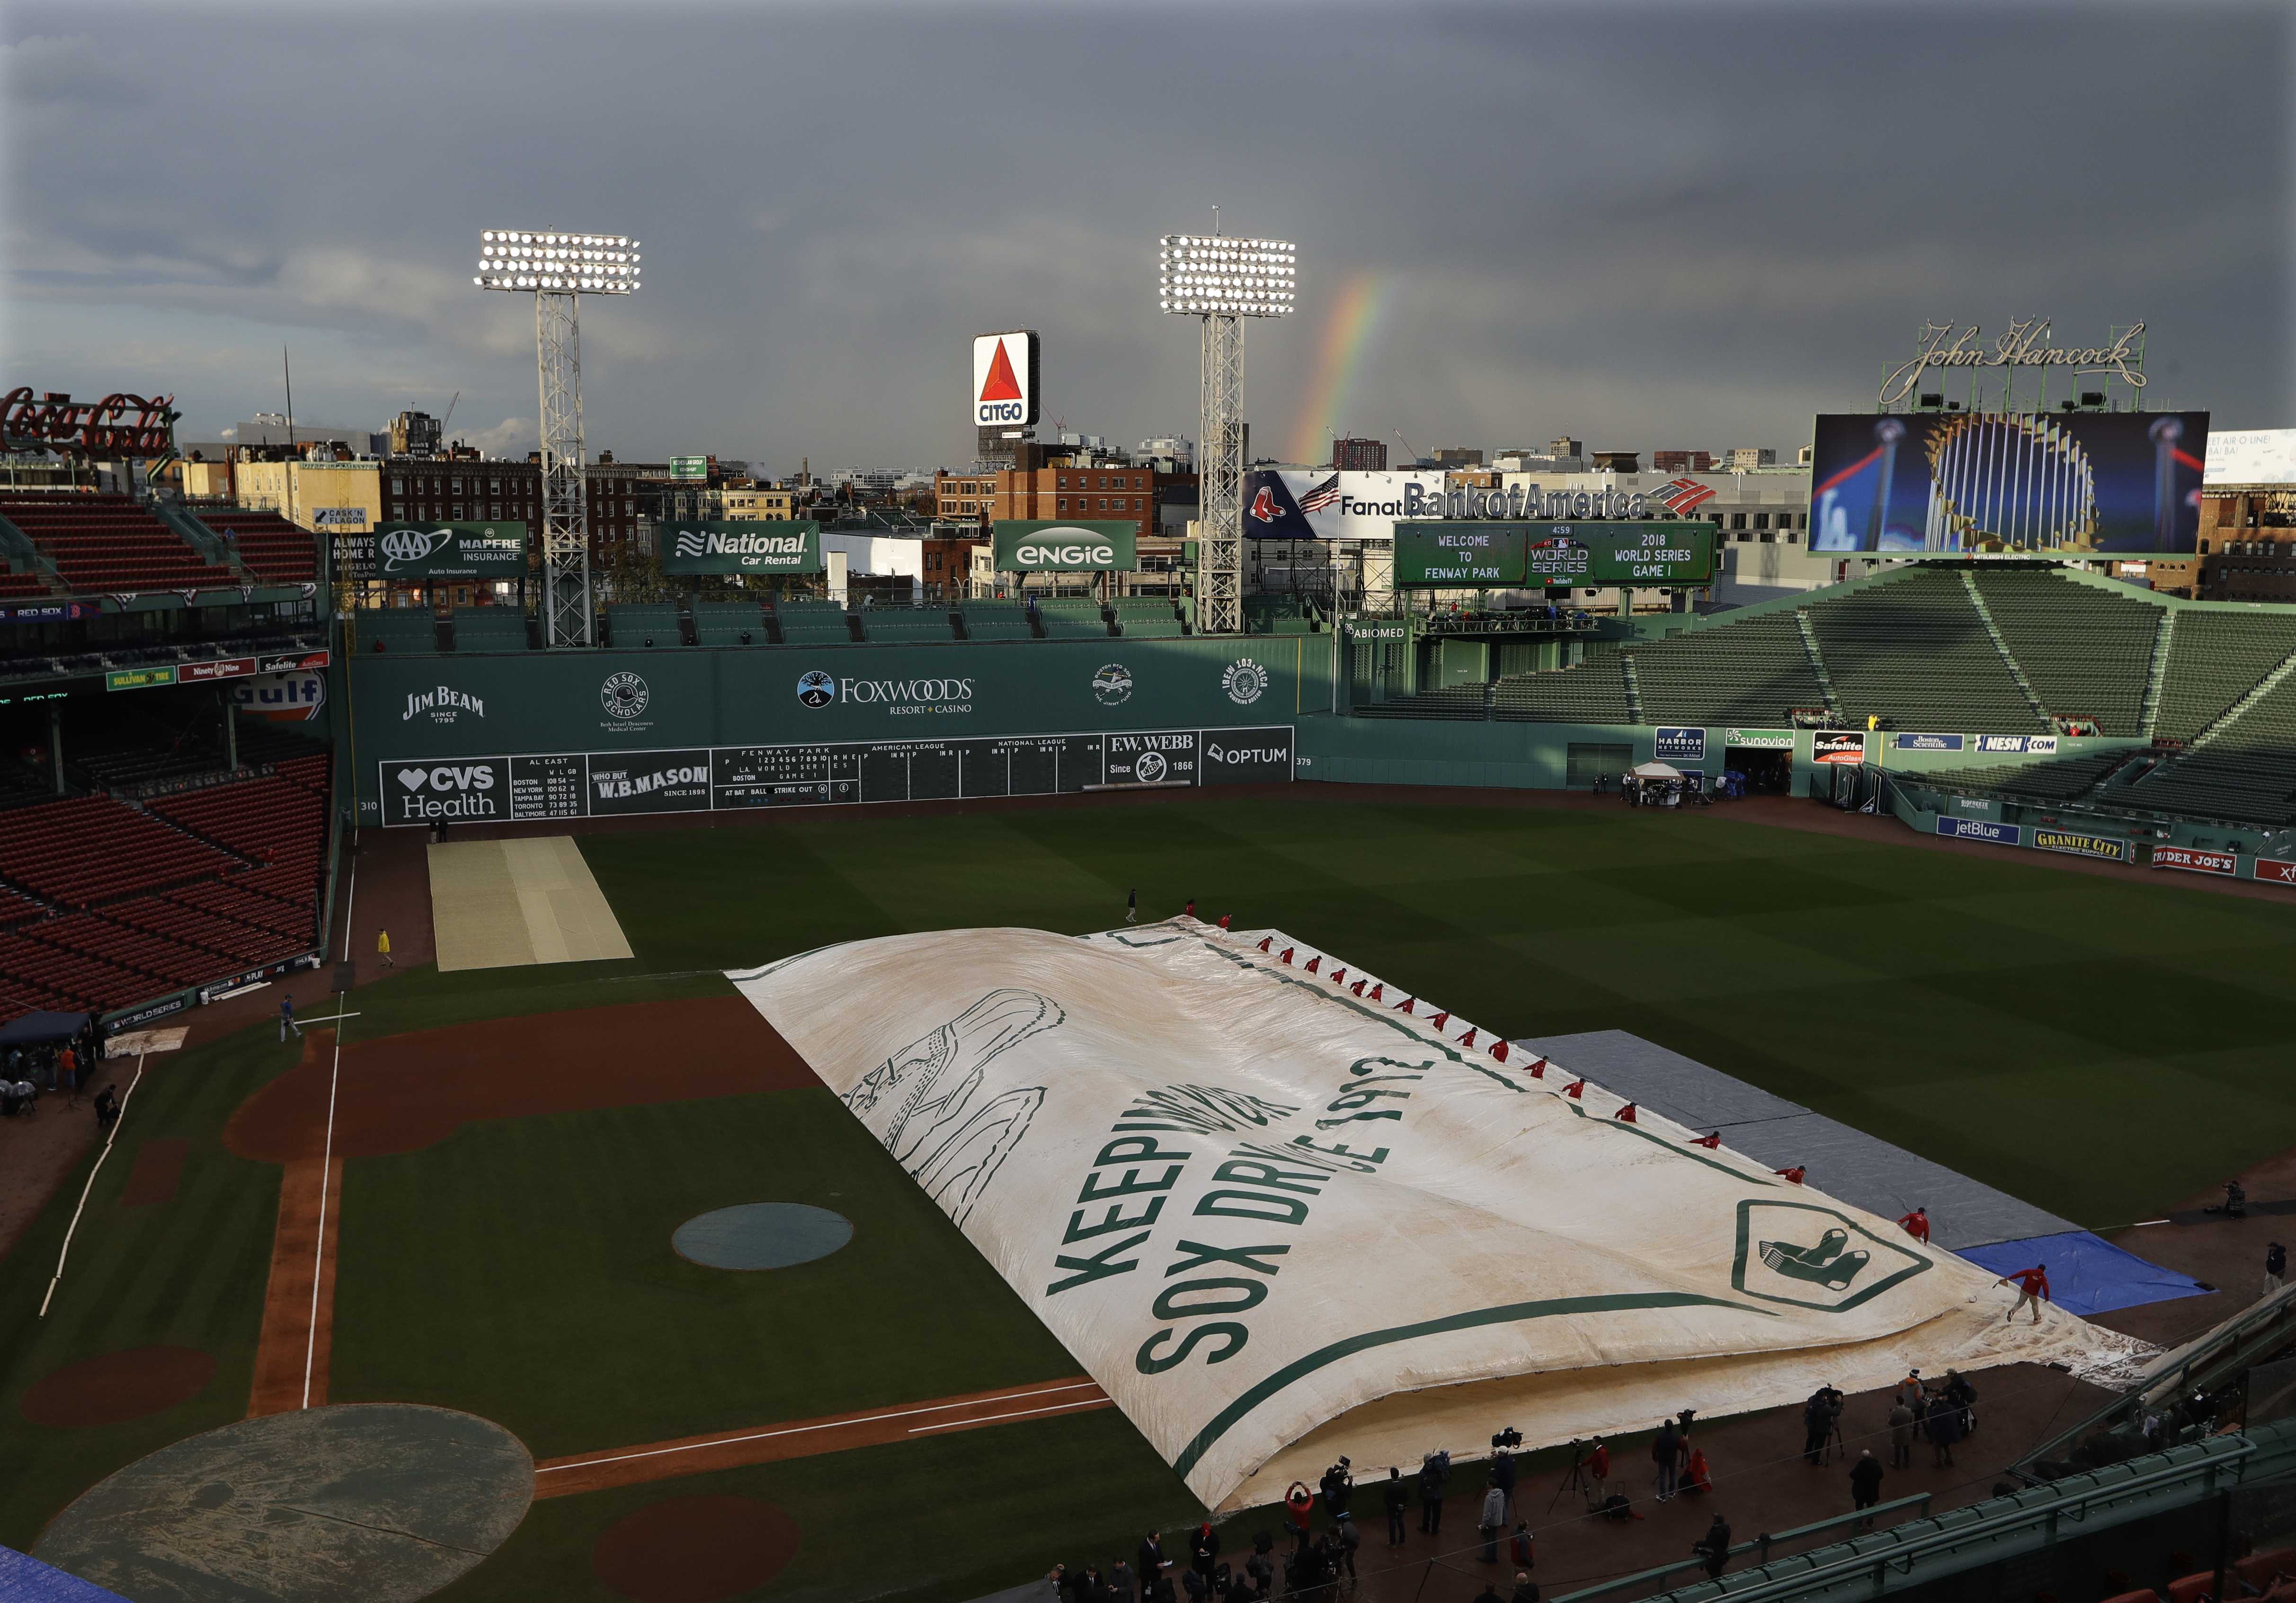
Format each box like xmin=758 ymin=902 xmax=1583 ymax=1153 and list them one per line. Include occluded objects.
xmin=5 ymin=1 xmax=2289 ymax=475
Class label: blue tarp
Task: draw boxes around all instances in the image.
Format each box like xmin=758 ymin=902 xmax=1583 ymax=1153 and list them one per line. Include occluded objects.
xmin=0 ymin=1546 xmax=129 ymax=1602
xmin=1957 ymin=1230 xmax=2212 ymax=1318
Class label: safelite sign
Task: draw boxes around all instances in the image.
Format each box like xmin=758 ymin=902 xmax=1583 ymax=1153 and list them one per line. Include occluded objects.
xmin=972 ymin=330 xmax=1040 ymax=428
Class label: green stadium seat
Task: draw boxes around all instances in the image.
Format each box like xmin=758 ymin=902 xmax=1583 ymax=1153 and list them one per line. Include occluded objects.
xmin=446 ymin=608 xmax=529 ymax=653
xmin=605 ymin=603 xmax=682 ymax=648
xmin=355 ymin=609 xmax=442 ymax=655
xmin=693 ymin=601 xmax=768 ymax=647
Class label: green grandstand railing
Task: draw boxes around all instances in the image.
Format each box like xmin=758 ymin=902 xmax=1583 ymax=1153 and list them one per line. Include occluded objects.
xmin=1551 ymin=1493 xmax=1934 ymax=1603
xmin=2015 ymin=1281 xmax=2296 ymax=1477
xmin=1632 ymin=1423 xmax=2296 ymax=1603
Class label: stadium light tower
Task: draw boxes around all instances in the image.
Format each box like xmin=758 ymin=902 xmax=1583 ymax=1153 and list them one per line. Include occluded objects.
xmin=475 ymin=230 xmax=641 ymax=648
xmin=1158 ymin=228 xmax=1295 ymax=636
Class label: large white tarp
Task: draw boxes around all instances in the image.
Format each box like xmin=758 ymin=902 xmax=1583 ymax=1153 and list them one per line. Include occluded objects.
xmin=729 ymin=921 xmax=2142 ymax=1511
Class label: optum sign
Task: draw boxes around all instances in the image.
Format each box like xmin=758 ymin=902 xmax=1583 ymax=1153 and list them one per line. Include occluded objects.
xmin=992 ymin=520 xmax=1139 ymax=572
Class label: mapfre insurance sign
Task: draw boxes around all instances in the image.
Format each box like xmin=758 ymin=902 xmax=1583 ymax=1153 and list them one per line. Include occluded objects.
xmin=972 ymin=330 xmax=1040 ymax=428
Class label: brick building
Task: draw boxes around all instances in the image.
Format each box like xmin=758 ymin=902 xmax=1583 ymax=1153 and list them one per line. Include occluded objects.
xmin=932 ymin=463 xmax=1196 ymax=545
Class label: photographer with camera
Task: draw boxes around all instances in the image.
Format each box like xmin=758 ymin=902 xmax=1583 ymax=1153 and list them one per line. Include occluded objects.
xmin=1491 ymin=1428 xmax=1521 ymax=1517
xmin=1318 ymin=1457 xmax=1353 ymax=1523
xmin=1419 ymin=1449 xmax=1451 ymax=1535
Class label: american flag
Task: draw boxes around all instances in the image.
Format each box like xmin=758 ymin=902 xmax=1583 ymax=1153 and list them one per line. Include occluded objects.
xmin=1652 ymin=477 xmax=1717 ymax=516
xmin=1296 ymin=474 xmax=1343 ymax=514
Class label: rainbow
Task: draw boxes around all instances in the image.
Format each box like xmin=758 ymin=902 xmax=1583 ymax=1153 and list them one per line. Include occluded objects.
xmin=1287 ymin=273 xmax=1392 ymax=465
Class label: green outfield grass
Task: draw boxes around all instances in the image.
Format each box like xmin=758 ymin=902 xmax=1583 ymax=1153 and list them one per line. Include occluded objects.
xmin=7 ymin=794 xmax=2296 ymax=1599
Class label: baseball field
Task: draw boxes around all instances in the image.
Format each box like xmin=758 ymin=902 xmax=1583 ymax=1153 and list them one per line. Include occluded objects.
xmin=6 ymin=788 xmax=2296 ymax=1601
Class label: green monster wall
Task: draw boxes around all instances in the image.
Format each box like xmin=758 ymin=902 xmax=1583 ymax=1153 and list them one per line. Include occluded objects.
xmin=347 ymin=637 xmax=1312 ymax=825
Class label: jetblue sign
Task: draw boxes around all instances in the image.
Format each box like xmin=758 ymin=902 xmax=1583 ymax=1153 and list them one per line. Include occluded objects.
xmin=1936 ymin=817 xmax=2021 ymax=846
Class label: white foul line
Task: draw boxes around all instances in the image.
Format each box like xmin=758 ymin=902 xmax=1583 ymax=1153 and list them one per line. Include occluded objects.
xmin=39 ymin=1054 xmax=146 ymax=1318
xmin=338 ymin=846 xmax=358 ymax=966
xmin=301 ymin=993 xmax=345 ymax=1409
xmin=907 ymin=1396 xmax=1111 ymax=1435
xmin=534 ymin=1380 xmax=1105 ymax=1474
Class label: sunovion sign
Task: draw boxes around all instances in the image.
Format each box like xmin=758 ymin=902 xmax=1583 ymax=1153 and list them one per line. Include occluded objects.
xmin=660 ymin=521 xmax=821 ymax=575
xmin=992 ymin=520 xmax=1138 ymax=572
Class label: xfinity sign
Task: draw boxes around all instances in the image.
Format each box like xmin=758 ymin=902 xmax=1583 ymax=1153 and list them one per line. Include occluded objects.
xmin=992 ymin=520 xmax=1138 ymax=572
xmin=972 ymin=330 xmax=1040 ymax=428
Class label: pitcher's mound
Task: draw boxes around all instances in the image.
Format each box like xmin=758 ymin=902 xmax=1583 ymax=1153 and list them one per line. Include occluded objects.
xmin=592 ymin=1496 xmax=800 ymax=1603
xmin=672 ymin=1202 xmax=852 ymax=1270
xmin=35 ymin=1403 xmax=532 ymax=1602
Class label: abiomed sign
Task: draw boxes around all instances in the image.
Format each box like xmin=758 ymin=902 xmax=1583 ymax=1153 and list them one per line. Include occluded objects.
xmin=992 ymin=520 xmax=1138 ymax=572
xmin=661 ymin=521 xmax=821 ymax=575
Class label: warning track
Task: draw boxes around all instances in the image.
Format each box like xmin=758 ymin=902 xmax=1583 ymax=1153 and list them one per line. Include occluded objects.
xmin=532 ymin=1378 xmax=1113 ymax=1497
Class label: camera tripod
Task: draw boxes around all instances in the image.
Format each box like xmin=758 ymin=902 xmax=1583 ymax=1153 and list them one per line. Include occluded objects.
xmin=1548 ymin=1440 xmax=1588 ymax=1513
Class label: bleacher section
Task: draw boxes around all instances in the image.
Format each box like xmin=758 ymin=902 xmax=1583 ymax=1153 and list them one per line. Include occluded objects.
xmin=2152 ymin=612 xmax=2296 ymax=743
xmin=605 ymin=603 xmax=682 ymax=649
xmin=771 ymin=600 xmax=855 ymax=646
xmin=1494 ymin=658 xmax=1634 ymax=723
xmin=1971 ymin=569 xmax=2157 ymax=736
xmin=857 ymin=608 xmax=958 ymax=643
xmin=1919 ymin=750 xmax=2135 ymax=804
xmin=0 ymin=757 xmax=331 ymax=1024
xmin=356 ymin=610 xmax=443 ymax=654
xmin=0 ymin=494 xmax=237 ymax=593
xmin=448 ymin=607 xmax=530 ymax=653
xmin=187 ymin=508 xmax=317 ymax=583
xmin=958 ymin=604 xmax=1035 ymax=642
xmin=1803 ymin=568 xmax=2042 ymax=733
xmin=1113 ymin=597 xmax=1184 ymax=639
xmin=1629 ymin=613 xmax=1824 ymax=726
xmin=692 ymin=601 xmax=768 ymax=647
xmin=1034 ymin=599 xmax=1112 ymax=641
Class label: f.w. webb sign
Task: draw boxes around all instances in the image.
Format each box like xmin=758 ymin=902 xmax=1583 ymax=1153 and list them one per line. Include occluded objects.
xmin=992 ymin=520 xmax=1139 ymax=572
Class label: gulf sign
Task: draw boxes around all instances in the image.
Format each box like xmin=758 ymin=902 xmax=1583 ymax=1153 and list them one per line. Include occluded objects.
xmin=972 ymin=330 xmax=1040 ymax=428
xmin=991 ymin=520 xmax=1138 ymax=572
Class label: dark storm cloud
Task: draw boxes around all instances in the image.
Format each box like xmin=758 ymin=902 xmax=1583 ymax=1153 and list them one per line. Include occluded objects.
xmin=3 ymin=1 xmax=2287 ymax=471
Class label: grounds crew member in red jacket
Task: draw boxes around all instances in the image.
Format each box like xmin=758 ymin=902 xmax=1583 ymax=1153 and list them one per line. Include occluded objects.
xmin=1897 ymin=1207 xmax=1930 ymax=1243
xmin=1995 ymin=1263 xmax=2050 ymax=1324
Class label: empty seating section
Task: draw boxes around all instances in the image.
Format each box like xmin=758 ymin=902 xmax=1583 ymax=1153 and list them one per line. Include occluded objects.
xmin=2125 ymin=666 xmax=2296 ymax=825
xmin=1803 ymin=570 xmax=2041 ymax=732
xmin=1113 ymin=597 xmax=1184 ymax=639
xmin=2152 ymin=612 xmax=2296 ymax=742
xmin=1035 ymin=599 xmax=1111 ymax=640
xmin=356 ymin=610 xmax=442 ymax=654
xmin=191 ymin=509 xmax=317 ymax=582
xmin=959 ymin=605 xmax=1035 ymax=642
xmin=0 ymin=569 xmax=51 ymax=599
xmin=1971 ymin=570 xmax=2155 ymax=735
xmin=692 ymin=601 xmax=768 ymax=646
xmin=1350 ymin=686 xmax=1486 ymax=721
xmin=1629 ymin=614 xmax=1823 ymax=725
xmin=0 ymin=758 xmax=332 ymax=1023
xmin=0 ymin=797 xmax=234 ymax=906
xmin=449 ymin=607 xmax=530 ymax=652
xmin=1920 ymin=751 xmax=2131 ymax=803
xmin=858 ymin=609 xmax=958 ymax=643
xmin=771 ymin=600 xmax=854 ymax=645
xmin=0 ymin=494 xmax=237 ymax=592
xmin=1493 ymin=658 xmax=1633 ymax=723
xmin=605 ymin=604 xmax=681 ymax=647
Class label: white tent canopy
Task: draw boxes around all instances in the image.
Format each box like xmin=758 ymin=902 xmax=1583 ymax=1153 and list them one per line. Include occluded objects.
xmin=731 ymin=922 xmax=2140 ymax=1511
xmin=1630 ymin=761 xmax=1683 ymax=779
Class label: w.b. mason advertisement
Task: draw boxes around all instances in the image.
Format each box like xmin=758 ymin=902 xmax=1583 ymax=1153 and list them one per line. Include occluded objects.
xmin=349 ymin=637 xmax=1308 ymax=822
xmin=731 ymin=923 xmax=2136 ymax=1510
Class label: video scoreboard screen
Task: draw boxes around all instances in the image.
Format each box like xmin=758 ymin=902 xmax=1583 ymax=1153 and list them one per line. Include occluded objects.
xmin=382 ymin=725 xmax=1294 ymax=826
